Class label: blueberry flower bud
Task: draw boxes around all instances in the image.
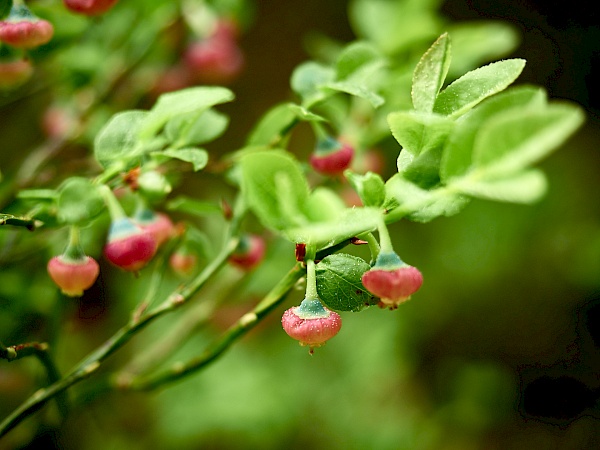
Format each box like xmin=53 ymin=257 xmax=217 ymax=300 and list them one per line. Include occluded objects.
xmin=169 ymin=250 xmax=198 ymax=277
xmin=63 ymin=0 xmax=119 ymax=16
xmin=229 ymin=234 xmax=265 ymax=271
xmin=0 ymin=5 xmax=54 ymax=49
xmin=281 ymin=298 xmax=342 ymax=353
xmin=134 ymin=210 xmax=175 ymax=248
xmin=309 ymin=137 xmax=354 ymax=176
xmin=183 ymin=27 xmax=244 ymax=84
xmin=47 ymin=255 xmax=100 ymax=297
xmin=104 ymin=218 xmax=157 ymax=272
xmin=0 ymin=59 xmax=33 ymax=89
xmin=361 ymin=252 xmax=423 ymax=309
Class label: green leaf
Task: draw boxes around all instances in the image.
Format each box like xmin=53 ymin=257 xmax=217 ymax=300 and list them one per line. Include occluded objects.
xmin=324 ymin=81 xmax=385 ymax=108
xmin=291 ymin=49 xmax=385 ymax=109
xmin=247 ymin=103 xmax=298 ymax=146
xmin=349 ymin=0 xmax=441 ymax=54
xmin=473 ymin=103 xmax=585 ymax=177
xmin=285 ymin=104 xmax=325 ymax=122
xmin=384 ymin=174 xmax=469 ymax=222
xmin=344 ymin=170 xmax=386 ymax=207
xmin=139 ymin=87 xmax=234 ymax=140
xmin=290 ymin=62 xmax=335 ymax=107
xmin=0 ymin=0 xmax=12 ymax=20
xmin=240 ymin=150 xmax=310 ymax=232
xmin=412 ymin=33 xmax=451 ymax=113
xmin=447 ymin=22 xmax=520 ymax=77
xmin=335 ymin=41 xmax=382 ymax=80
xmin=388 ymin=111 xmax=453 ymax=187
xmin=166 ymin=196 xmax=222 ymax=217
xmin=285 ymin=207 xmax=381 ymax=247
xmin=451 ymin=169 xmax=547 ymax=203
xmin=57 ymin=177 xmax=104 ymax=225
xmin=160 ymin=148 xmax=209 ymax=171
xmin=441 ymin=85 xmax=547 ymax=181
xmin=433 ymin=59 xmax=526 ymax=117
xmin=164 ymin=109 xmax=229 ymax=148
xmin=389 ymin=111 xmax=453 ymax=161
xmin=316 ymin=254 xmax=376 ymax=312
xmin=94 ymin=111 xmax=148 ymax=169
xmin=247 ymin=103 xmax=324 ymax=147
xmin=304 ymin=187 xmax=347 ymax=223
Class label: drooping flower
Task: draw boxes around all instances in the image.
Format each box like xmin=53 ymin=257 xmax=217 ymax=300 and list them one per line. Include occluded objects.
xmin=183 ymin=19 xmax=244 ymax=84
xmin=282 ymin=298 xmax=342 ymax=353
xmin=0 ymin=59 xmax=33 ymax=89
xmin=0 ymin=4 xmax=53 ymax=49
xmin=169 ymin=250 xmax=198 ymax=277
xmin=47 ymin=226 xmax=99 ymax=297
xmin=361 ymin=252 xmax=423 ymax=309
xmin=104 ymin=218 xmax=157 ymax=272
xmin=309 ymin=137 xmax=354 ymax=176
xmin=134 ymin=210 xmax=175 ymax=248
xmin=229 ymin=234 xmax=265 ymax=270
xmin=47 ymin=255 xmax=99 ymax=297
xmin=63 ymin=0 xmax=119 ymax=16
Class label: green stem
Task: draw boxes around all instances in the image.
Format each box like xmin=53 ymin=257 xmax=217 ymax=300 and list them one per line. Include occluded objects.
xmin=361 ymin=232 xmax=380 ymax=264
xmin=118 ymin=269 xmax=244 ymax=380
xmin=305 ymin=259 xmax=318 ymax=299
xmin=99 ymin=185 xmax=127 ymax=221
xmin=0 ymin=231 xmax=239 ymax=438
xmin=377 ymin=218 xmax=394 ymax=254
xmin=0 ymin=214 xmax=37 ymax=231
xmin=125 ymin=262 xmax=305 ymax=391
xmin=62 ymin=226 xmax=86 ymax=261
xmin=0 ymin=342 xmax=69 ymax=420
xmin=310 ymin=121 xmax=330 ymax=141
xmin=0 ymin=220 xmax=343 ymax=436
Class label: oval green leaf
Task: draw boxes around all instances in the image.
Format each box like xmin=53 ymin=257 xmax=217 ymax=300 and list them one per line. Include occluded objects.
xmin=316 ymin=253 xmax=376 ymax=312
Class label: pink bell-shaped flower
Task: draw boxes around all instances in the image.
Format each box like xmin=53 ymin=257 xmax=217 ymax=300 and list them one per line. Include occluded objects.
xmin=229 ymin=234 xmax=265 ymax=271
xmin=104 ymin=218 xmax=157 ymax=272
xmin=282 ymin=298 xmax=342 ymax=354
xmin=134 ymin=210 xmax=175 ymax=248
xmin=0 ymin=4 xmax=53 ymax=49
xmin=309 ymin=137 xmax=354 ymax=176
xmin=361 ymin=252 xmax=423 ymax=309
xmin=63 ymin=0 xmax=119 ymax=16
xmin=47 ymin=255 xmax=99 ymax=297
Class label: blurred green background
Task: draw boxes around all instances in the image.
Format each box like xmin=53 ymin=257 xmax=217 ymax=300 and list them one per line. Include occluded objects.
xmin=1 ymin=0 xmax=599 ymax=449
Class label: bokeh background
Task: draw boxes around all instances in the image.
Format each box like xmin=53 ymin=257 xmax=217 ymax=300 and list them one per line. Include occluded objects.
xmin=1 ymin=0 xmax=599 ymax=448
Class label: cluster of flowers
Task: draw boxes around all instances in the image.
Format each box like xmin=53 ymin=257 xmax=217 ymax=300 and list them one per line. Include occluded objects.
xmin=281 ymin=138 xmax=424 ymax=353
xmin=47 ymin=187 xmax=266 ymax=297
xmin=0 ymin=0 xmax=119 ymax=89
xmin=281 ymin=252 xmax=424 ymax=353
